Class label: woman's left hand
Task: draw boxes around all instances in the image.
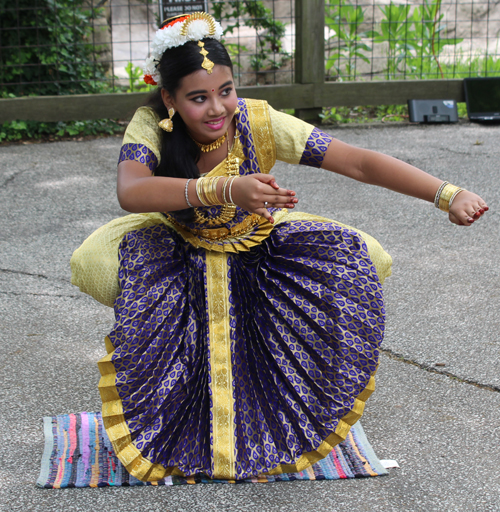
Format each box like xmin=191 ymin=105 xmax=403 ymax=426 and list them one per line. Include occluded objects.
xmin=449 ymin=190 xmax=489 ymax=226
xmin=230 ymin=173 xmax=298 ymax=224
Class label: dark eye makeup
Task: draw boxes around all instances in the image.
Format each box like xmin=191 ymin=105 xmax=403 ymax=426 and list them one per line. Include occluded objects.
xmin=191 ymin=87 xmax=233 ymax=103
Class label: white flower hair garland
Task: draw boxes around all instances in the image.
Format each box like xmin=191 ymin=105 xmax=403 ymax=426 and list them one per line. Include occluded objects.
xmin=143 ymin=12 xmax=224 ymax=87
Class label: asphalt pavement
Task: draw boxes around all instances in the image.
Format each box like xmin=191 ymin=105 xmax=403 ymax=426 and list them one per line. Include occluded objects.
xmin=0 ymin=120 xmax=499 ymax=512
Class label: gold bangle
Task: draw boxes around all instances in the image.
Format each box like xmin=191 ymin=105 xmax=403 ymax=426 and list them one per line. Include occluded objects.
xmin=202 ymin=176 xmax=213 ymax=205
xmin=228 ymin=176 xmax=237 ymax=205
xmin=438 ymin=183 xmax=462 ymax=212
xmin=449 ymin=188 xmax=465 ymax=208
xmin=206 ymin=176 xmax=220 ymax=205
xmin=434 ymin=181 xmax=449 ymax=208
xmin=212 ymin=176 xmax=223 ymax=205
xmin=202 ymin=177 xmax=214 ymax=206
xmin=214 ymin=176 xmax=225 ymax=205
xmin=221 ymin=177 xmax=230 ymax=204
xmin=196 ymin=177 xmax=210 ymax=206
xmin=202 ymin=176 xmax=224 ymax=206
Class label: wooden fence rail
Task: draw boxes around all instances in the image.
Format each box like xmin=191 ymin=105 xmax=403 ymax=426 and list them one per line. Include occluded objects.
xmin=0 ymin=80 xmax=465 ymax=123
xmin=0 ymin=0 xmax=466 ymax=124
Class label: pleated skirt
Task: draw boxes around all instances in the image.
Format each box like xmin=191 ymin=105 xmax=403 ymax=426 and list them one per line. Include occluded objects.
xmin=93 ymin=213 xmax=391 ymax=481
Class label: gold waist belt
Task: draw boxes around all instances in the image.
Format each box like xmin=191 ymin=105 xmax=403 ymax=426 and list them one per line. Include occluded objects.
xmin=165 ymin=213 xmax=262 ymax=241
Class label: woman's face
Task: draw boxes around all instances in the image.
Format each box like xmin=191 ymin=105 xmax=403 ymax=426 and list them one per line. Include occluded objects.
xmin=162 ymin=64 xmax=238 ymax=144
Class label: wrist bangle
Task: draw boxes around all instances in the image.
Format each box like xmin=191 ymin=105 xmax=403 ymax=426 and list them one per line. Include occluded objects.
xmin=448 ymin=188 xmax=465 ymax=208
xmin=438 ymin=183 xmax=462 ymax=212
xmin=213 ymin=176 xmax=223 ymax=205
xmin=185 ymin=178 xmax=194 ymax=208
xmin=434 ymin=181 xmax=449 ymax=208
xmin=222 ymin=177 xmax=230 ymax=204
xmin=196 ymin=177 xmax=210 ymax=206
xmin=204 ymin=176 xmax=216 ymax=205
xmin=228 ymin=176 xmax=237 ymax=205
xmin=197 ymin=176 xmax=227 ymax=206
xmin=205 ymin=176 xmax=222 ymax=205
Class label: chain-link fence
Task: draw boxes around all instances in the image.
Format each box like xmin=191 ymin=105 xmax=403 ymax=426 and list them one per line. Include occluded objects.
xmin=0 ymin=0 xmax=295 ymax=96
xmin=1 ymin=0 xmax=498 ymax=98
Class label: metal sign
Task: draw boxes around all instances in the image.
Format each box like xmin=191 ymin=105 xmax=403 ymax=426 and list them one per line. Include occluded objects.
xmin=159 ymin=0 xmax=209 ymax=23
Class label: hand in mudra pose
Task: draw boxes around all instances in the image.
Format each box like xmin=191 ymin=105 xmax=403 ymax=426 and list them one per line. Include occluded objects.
xmin=230 ymin=174 xmax=298 ymax=223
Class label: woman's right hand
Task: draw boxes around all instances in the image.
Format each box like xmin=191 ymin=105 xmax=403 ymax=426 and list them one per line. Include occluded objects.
xmin=230 ymin=173 xmax=298 ymax=223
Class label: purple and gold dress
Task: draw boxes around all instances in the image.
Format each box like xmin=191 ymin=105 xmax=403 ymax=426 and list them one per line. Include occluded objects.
xmin=71 ymin=98 xmax=392 ymax=481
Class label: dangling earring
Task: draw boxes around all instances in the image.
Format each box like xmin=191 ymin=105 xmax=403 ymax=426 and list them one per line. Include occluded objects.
xmin=234 ymin=106 xmax=240 ymax=115
xmin=158 ymin=107 xmax=175 ymax=132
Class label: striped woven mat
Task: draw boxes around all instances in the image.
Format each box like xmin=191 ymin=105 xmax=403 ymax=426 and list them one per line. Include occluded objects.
xmin=37 ymin=412 xmax=387 ymax=488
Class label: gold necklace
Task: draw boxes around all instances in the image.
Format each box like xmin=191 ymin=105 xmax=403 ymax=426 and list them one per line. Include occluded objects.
xmin=193 ymin=139 xmax=240 ymax=226
xmin=191 ymin=131 xmax=227 ymax=152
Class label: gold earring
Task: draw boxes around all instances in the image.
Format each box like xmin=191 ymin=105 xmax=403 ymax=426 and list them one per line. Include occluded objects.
xmin=158 ymin=107 xmax=175 ymax=132
xmin=234 ymin=106 xmax=240 ymax=115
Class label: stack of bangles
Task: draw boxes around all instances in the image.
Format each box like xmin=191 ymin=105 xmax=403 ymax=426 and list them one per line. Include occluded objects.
xmin=184 ymin=176 xmax=238 ymax=208
xmin=434 ymin=181 xmax=465 ymax=212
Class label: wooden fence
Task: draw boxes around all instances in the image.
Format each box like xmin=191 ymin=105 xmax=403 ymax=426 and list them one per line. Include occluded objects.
xmin=0 ymin=0 xmax=467 ymax=124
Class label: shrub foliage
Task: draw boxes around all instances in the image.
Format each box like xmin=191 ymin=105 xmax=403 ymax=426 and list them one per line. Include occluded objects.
xmin=0 ymin=0 xmax=108 ymax=96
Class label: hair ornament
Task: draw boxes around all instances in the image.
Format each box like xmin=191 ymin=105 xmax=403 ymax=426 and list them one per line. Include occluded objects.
xmin=180 ymin=12 xmax=217 ymax=37
xmin=197 ymin=41 xmax=214 ymax=74
xmin=143 ymin=12 xmax=223 ymax=86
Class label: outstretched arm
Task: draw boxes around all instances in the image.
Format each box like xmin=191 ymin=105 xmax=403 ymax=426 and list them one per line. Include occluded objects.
xmin=321 ymin=139 xmax=488 ymax=226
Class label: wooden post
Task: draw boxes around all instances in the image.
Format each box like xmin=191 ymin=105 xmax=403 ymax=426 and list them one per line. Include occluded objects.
xmin=294 ymin=0 xmax=325 ymax=123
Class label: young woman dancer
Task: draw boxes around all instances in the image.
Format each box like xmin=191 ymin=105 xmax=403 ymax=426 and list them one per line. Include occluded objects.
xmin=71 ymin=12 xmax=488 ymax=482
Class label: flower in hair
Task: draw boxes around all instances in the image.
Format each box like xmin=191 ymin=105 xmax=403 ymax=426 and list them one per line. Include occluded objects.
xmin=143 ymin=12 xmax=223 ymax=87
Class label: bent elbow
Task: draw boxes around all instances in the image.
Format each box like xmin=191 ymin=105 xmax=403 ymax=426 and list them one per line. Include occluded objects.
xmin=117 ymin=190 xmax=140 ymax=213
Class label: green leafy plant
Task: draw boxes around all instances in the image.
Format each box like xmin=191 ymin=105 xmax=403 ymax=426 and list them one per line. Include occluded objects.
xmin=0 ymin=0 xmax=111 ymax=96
xmin=404 ymin=0 xmax=463 ymax=78
xmin=224 ymin=43 xmax=250 ymax=69
xmin=320 ymin=104 xmax=409 ymax=124
xmin=369 ymin=0 xmax=463 ymax=79
xmin=440 ymin=47 xmax=500 ymax=78
xmin=0 ymin=118 xmax=124 ymax=144
xmin=211 ymin=1 xmax=289 ymax=72
xmin=325 ymin=0 xmax=371 ymax=80
xmin=370 ymin=3 xmax=412 ymax=79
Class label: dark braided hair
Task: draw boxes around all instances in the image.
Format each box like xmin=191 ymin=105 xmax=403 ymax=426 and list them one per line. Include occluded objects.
xmin=145 ymin=38 xmax=234 ymax=219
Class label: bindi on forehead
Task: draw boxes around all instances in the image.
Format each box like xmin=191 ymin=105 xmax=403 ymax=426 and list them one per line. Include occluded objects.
xmin=180 ymin=66 xmax=234 ymax=97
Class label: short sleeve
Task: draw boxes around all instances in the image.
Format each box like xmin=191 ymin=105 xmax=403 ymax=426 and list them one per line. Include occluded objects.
xmin=118 ymin=107 xmax=162 ymax=172
xmin=269 ymin=106 xmax=334 ymax=168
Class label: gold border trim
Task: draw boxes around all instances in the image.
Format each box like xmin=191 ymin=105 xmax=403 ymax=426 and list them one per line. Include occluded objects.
xmin=98 ymin=345 xmax=378 ymax=480
xmin=245 ymin=99 xmax=276 ymax=173
xmin=264 ymin=375 xmax=376 ymax=475
xmin=206 ymin=251 xmax=236 ymax=479
xmin=97 ymin=336 xmax=184 ymax=482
